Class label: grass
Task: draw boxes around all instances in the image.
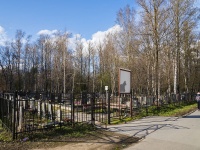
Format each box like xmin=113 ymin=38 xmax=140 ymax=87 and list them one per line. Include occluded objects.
xmin=17 ymin=123 xmax=97 ymax=141
xmin=0 ymin=122 xmax=96 ymax=142
xmin=110 ymin=101 xmax=197 ymax=124
xmin=0 ymin=124 xmax=12 ymax=142
xmin=0 ymin=122 xmax=140 ymax=150
xmin=158 ymin=103 xmax=197 ymax=116
xmin=0 ymin=101 xmax=197 ymax=141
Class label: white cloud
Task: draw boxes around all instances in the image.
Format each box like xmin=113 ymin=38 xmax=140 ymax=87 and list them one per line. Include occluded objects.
xmin=67 ymin=25 xmax=122 ymax=57
xmin=89 ymin=24 xmax=122 ymax=46
xmin=68 ymin=34 xmax=88 ymax=56
xmin=68 ymin=34 xmax=80 ymax=51
xmin=37 ymin=29 xmax=58 ymax=36
xmin=67 ymin=24 xmax=122 ymax=57
xmin=0 ymin=26 xmax=8 ymax=46
xmin=1 ymin=25 xmax=122 ymax=52
xmin=0 ymin=26 xmax=4 ymax=34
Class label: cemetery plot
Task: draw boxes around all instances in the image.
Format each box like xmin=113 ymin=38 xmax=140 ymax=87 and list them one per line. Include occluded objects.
xmin=1 ymin=91 xmax=195 ymax=140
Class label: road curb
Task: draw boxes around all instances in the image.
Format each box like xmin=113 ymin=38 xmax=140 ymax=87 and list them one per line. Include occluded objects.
xmin=181 ymin=109 xmax=197 ymax=118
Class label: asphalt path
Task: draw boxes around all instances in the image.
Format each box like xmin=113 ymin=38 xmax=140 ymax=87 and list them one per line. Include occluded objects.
xmin=108 ymin=110 xmax=200 ymax=150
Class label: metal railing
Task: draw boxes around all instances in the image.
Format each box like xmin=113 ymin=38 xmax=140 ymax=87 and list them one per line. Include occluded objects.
xmin=0 ymin=91 xmax=196 ymax=140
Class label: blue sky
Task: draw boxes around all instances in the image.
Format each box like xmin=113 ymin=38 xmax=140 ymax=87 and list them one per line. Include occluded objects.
xmin=0 ymin=0 xmax=137 ymax=40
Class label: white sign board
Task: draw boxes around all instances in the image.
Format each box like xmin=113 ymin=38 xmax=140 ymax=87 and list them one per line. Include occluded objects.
xmin=105 ymin=86 xmax=108 ymax=91
xmin=119 ymin=69 xmax=131 ymax=93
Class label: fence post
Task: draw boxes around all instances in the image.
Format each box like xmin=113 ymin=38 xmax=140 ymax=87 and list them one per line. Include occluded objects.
xmin=130 ymin=91 xmax=133 ymax=118
xmin=71 ymin=93 xmax=74 ymax=127
xmin=107 ymin=92 xmax=110 ymax=125
xmin=91 ymin=93 xmax=95 ymax=125
xmin=145 ymin=96 xmax=148 ymax=116
xmin=12 ymin=92 xmax=17 ymax=140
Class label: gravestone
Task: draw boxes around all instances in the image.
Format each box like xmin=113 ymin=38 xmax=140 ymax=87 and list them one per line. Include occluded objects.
xmin=41 ymin=102 xmax=46 ymax=117
xmin=18 ymin=101 xmax=23 ymax=131
xmin=57 ymin=109 xmax=62 ymax=122
xmin=144 ymin=96 xmax=147 ymax=105
xmin=37 ymin=100 xmax=41 ymax=117
xmin=48 ymin=103 xmax=52 ymax=120
xmin=30 ymin=99 xmax=35 ymax=110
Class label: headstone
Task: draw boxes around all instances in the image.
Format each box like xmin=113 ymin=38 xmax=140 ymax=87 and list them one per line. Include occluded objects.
xmin=9 ymin=95 xmax=12 ymax=101
xmin=120 ymin=97 xmax=122 ymax=104
xmin=37 ymin=100 xmax=41 ymax=116
xmin=48 ymin=103 xmax=52 ymax=120
xmin=144 ymin=96 xmax=147 ymax=105
xmin=57 ymin=109 xmax=62 ymax=122
xmin=138 ymin=97 xmax=142 ymax=105
xmin=18 ymin=101 xmax=23 ymax=131
xmin=42 ymin=102 xmax=45 ymax=117
xmin=126 ymin=101 xmax=130 ymax=107
xmin=30 ymin=99 xmax=35 ymax=110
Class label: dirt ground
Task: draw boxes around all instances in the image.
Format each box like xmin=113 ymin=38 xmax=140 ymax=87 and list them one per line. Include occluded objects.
xmin=0 ymin=130 xmax=140 ymax=150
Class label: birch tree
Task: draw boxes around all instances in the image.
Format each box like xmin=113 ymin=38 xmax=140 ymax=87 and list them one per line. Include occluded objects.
xmin=170 ymin=0 xmax=198 ymax=94
xmin=12 ymin=30 xmax=25 ymax=91
xmin=0 ymin=44 xmax=14 ymax=91
xmin=137 ymin=0 xmax=170 ymax=98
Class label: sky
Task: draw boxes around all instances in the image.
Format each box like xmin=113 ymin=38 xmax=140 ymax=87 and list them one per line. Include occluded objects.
xmin=0 ymin=0 xmax=199 ymax=48
xmin=0 ymin=0 xmax=137 ymax=43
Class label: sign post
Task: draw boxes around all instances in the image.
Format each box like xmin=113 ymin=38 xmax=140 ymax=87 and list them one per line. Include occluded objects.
xmin=118 ymin=68 xmax=131 ymax=119
xmin=105 ymin=86 xmax=108 ymax=128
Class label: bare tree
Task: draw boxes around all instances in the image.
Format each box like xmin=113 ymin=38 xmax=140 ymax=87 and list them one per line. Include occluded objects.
xmin=0 ymin=44 xmax=14 ymax=91
xmin=56 ymin=32 xmax=70 ymax=93
xmin=137 ymin=0 xmax=170 ymax=99
xmin=37 ymin=35 xmax=53 ymax=92
xmin=11 ymin=30 xmax=25 ymax=91
xmin=170 ymin=0 xmax=198 ymax=94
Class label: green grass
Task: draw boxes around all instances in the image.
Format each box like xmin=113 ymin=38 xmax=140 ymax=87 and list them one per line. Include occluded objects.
xmin=158 ymin=103 xmax=197 ymax=116
xmin=141 ymin=102 xmax=197 ymax=117
xmin=0 ymin=124 xmax=12 ymax=142
xmin=0 ymin=122 xmax=96 ymax=141
xmin=110 ymin=102 xmax=197 ymax=124
xmin=18 ymin=123 xmax=97 ymax=141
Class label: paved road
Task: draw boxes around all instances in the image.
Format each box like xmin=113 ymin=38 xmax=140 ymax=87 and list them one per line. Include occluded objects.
xmin=108 ymin=110 xmax=200 ymax=150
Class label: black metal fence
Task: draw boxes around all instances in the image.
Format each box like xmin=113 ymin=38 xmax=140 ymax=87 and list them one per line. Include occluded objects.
xmin=0 ymin=91 xmax=197 ymax=140
xmin=0 ymin=92 xmax=109 ymax=140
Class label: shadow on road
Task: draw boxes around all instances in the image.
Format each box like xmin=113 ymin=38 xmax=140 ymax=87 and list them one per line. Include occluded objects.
xmin=184 ymin=115 xmax=200 ymax=118
xmin=108 ymin=116 xmax=189 ymax=138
